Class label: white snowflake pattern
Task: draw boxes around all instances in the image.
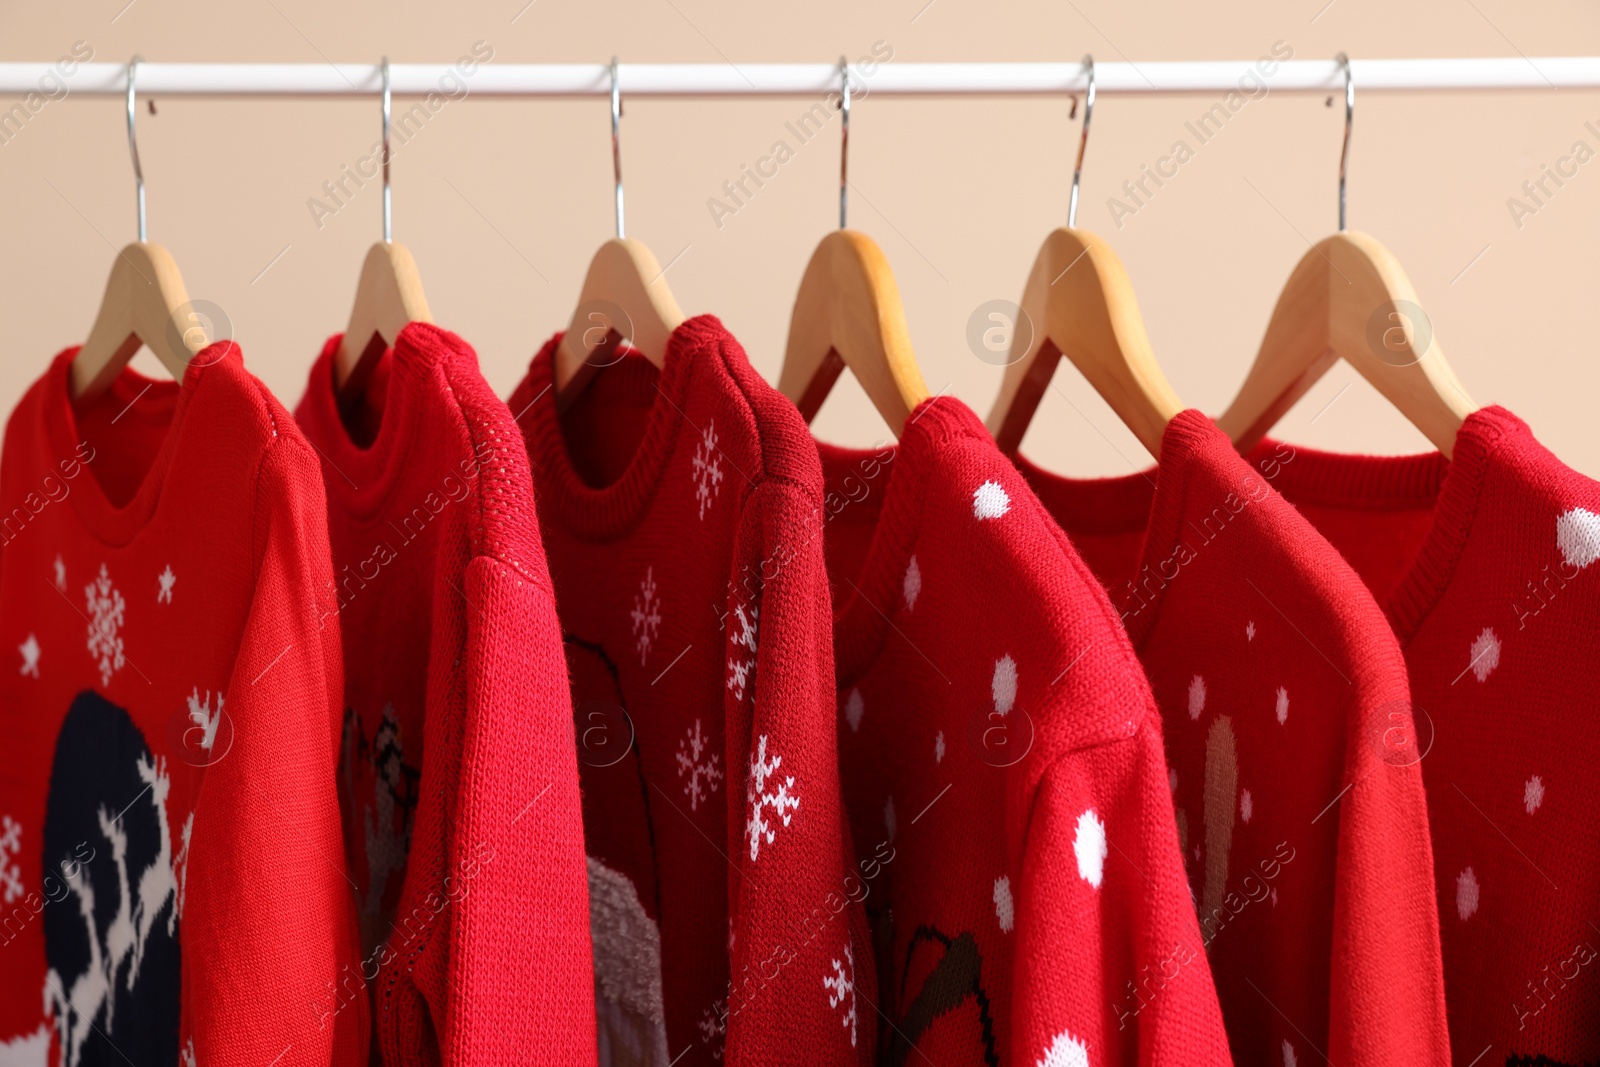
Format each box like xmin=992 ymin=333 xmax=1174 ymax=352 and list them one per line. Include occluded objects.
xmin=157 ymin=565 xmax=176 ymax=605
xmin=1525 ymin=775 xmax=1545 ymax=815
xmin=934 ymin=730 xmax=945 ymax=764
xmin=19 ymin=634 xmax=40 ymax=679
xmin=745 ymin=734 xmax=799 ymax=861
xmin=675 ymin=719 xmax=724 ymax=811
xmin=84 ymin=563 xmax=126 ymax=687
xmin=843 ymin=689 xmax=864 ymax=732
xmin=1188 ymin=675 xmax=1206 ymax=720
xmin=0 ymin=815 xmax=23 ymax=903
xmin=699 ymin=994 xmax=728 ymax=1060
xmin=692 ymin=420 xmax=725 ymax=520
xmin=1556 ymin=507 xmax=1600 ymax=569
xmin=187 ymin=689 xmax=223 ymax=753
xmin=1275 ymin=686 xmax=1289 ymax=725
xmin=1037 ymin=1030 xmax=1090 ymax=1067
xmin=1074 ymin=809 xmax=1107 ymax=888
xmin=1468 ymin=627 xmax=1501 ymax=682
xmin=823 ymin=944 xmax=858 ymax=1048
xmin=1456 ymin=867 xmax=1480 ymax=921
xmin=180 ymin=1038 xmax=197 ymax=1067
xmin=1246 ymin=620 xmax=1256 ymax=642
xmin=630 ymin=567 xmax=662 ymax=667
xmin=53 ymin=554 xmax=67 ymax=591
xmin=1282 ymin=1040 xmax=1298 ymax=1067
xmin=903 ymin=555 xmax=922 ymax=610
xmin=1240 ymin=789 xmax=1254 ymax=824
xmin=993 ymin=875 xmax=1015 ymax=932
xmin=726 ymin=600 xmax=759 ymax=702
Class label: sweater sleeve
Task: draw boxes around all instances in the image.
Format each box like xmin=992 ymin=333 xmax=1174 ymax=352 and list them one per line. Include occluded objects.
xmin=1011 ymin=724 xmax=1233 ymax=1067
xmin=182 ymin=436 xmax=368 ymax=1067
xmin=436 ymin=555 xmax=597 ymax=1064
xmin=721 ymin=478 xmax=876 ymax=1067
xmin=1329 ymin=697 xmax=1451 ymax=1065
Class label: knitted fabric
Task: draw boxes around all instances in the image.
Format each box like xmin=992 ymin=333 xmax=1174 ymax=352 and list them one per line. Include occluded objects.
xmin=821 ymin=397 xmax=1233 ymax=1066
xmin=509 ymin=315 xmax=873 ymax=1066
xmin=1017 ymin=409 xmax=1450 ymax=1067
xmin=1251 ymin=405 xmax=1600 ymax=1065
xmin=295 ymin=324 xmax=595 ymax=1065
xmin=0 ymin=346 xmax=365 ymax=1066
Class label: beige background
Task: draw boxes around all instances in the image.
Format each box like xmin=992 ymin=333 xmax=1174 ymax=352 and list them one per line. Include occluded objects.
xmin=3 ymin=0 xmax=1598 ymax=477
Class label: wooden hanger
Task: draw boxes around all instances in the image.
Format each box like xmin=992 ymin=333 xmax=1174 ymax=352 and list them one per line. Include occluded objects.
xmin=71 ymin=58 xmax=208 ymax=401
xmin=777 ymin=59 xmax=930 ymax=437
xmin=778 ymin=229 xmax=929 ymax=434
xmin=554 ymin=59 xmax=686 ymax=411
xmin=986 ymin=57 xmax=1183 ymax=459
xmin=336 ymin=59 xmax=432 ymax=394
xmin=554 ymin=238 xmax=684 ymax=404
xmin=1217 ymin=55 xmax=1476 ymax=458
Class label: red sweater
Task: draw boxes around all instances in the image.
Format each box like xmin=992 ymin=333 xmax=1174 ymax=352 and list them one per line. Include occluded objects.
xmin=1017 ymin=409 xmax=1450 ymax=1066
xmin=0 ymin=347 xmax=364 ymax=1066
xmin=1250 ymin=406 xmax=1600 ymax=1065
xmin=509 ymin=316 xmax=873 ymax=1066
xmin=295 ymin=325 xmax=595 ymax=1064
xmin=820 ymin=398 xmax=1232 ymax=1066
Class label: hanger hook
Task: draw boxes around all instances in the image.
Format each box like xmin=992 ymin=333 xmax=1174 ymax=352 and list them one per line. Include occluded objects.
xmin=381 ymin=57 xmax=392 ymax=243
xmin=1336 ymin=52 xmax=1353 ymax=232
xmin=1068 ymin=54 xmax=1095 ymax=228
xmin=839 ymin=56 xmax=850 ymax=230
xmin=611 ymin=57 xmax=625 ymax=239
xmin=126 ymin=55 xmax=145 ymax=242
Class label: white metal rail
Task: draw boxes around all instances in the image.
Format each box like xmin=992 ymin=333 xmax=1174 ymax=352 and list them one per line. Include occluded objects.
xmin=2 ymin=58 xmax=1600 ymax=97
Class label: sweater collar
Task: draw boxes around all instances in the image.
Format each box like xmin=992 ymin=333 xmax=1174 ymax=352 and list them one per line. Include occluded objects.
xmin=1247 ymin=405 xmax=1529 ymax=641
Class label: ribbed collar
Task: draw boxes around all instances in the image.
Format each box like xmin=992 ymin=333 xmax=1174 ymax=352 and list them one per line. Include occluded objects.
xmin=42 ymin=341 xmax=239 ymax=547
xmin=1248 ymin=405 xmax=1528 ymax=641
xmin=296 ymin=321 xmax=470 ymax=521
xmin=512 ymin=314 xmax=730 ymax=542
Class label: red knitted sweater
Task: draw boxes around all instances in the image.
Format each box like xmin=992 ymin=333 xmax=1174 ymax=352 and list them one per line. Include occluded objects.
xmin=295 ymin=324 xmax=595 ymax=1064
xmin=0 ymin=347 xmax=365 ymax=1066
xmin=1251 ymin=405 xmax=1600 ymax=1066
xmin=820 ymin=397 xmax=1232 ymax=1066
xmin=1016 ymin=409 xmax=1450 ymax=1066
xmin=509 ymin=316 xmax=873 ymax=1067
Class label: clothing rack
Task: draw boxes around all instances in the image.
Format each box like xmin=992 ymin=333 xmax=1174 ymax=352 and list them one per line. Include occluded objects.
xmin=3 ymin=58 xmax=1600 ymax=97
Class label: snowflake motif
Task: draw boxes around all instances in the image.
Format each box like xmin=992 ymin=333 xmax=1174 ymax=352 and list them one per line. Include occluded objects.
xmin=1246 ymin=620 xmax=1256 ymax=642
xmin=726 ymin=600 xmax=759 ymax=702
xmin=823 ymin=944 xmax=858 ymax=1048
xmin=934 ymin=730 xmax=945 ymax=764
xmin=1468 ymin=627 xmax=1500 ymax=682
xmin=993 ymin=875 xmax=1015 ymax=932
xmin=630 ymin=566 xmax=662 ymax=667
xmin=1456 ymin=866 xmax=1480 ymax=921
xmin=1282 ymin=1040 xmax=1298 ymax=1067
xmin=53 ymin=554 xmax=66 ymax=591
xmin=1275 ymin=686 xmax=1289 ymax=725
xmin=692 ymin=419 xmax=725 ymax=521
xmin=745 ymin=734 xmax=799 ymax=861
xmin=698 ymin=995 xmax=728 ymax=1060
xmin=0 ymin=815 xmax=23 ymax=904
xmin=181 ymin=1039 xmax=198 ymax=1067
xmin=1240 ymin=789 xmax=1254 ymax=824
xmin=676 ymin=719 xmax=724 ymax=811
xmin=157 ymin=565 xmax=176 ymax=604
xmin=1037 ymin=1030 xmax=1090 ymax=1067
xmin=1187 ymin=675 xmax=1206 ymax=719
xmin=187 ymin=689 xmax=223 ymax=752
xmin=1524 ymin=775 xmax=1545 ymax=815
xmin=84 ymin=563 xmax=127 ymax=687
xmin=19 ymin=634 xmax=40 ymax=679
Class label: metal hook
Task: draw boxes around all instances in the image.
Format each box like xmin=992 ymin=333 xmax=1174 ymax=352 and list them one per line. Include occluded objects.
xmin=1068 ymin=54 xmax=1095 ymax=228
xmin=1336 ymin=52 xmax=1353 ymax=232
xmin=839 ymin=56 xmax=850 ymax=229
xmin=611 ymin=57 xmax=625 ymax=239
xmin=381 ymin=57 xmax=392 ymax=243
xmin=126 ymin=56 xmax=145 ymax=242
